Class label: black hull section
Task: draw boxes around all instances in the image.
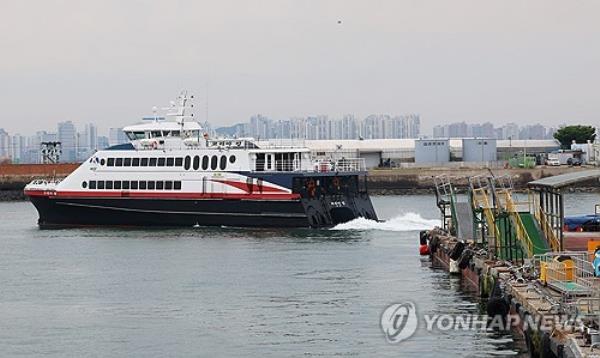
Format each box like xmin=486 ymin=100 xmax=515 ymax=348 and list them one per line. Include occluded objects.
xmin=29 ymin=194 xmax=378 ymax=229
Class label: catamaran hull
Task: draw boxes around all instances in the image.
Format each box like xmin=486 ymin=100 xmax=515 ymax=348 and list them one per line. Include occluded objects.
xmin=28 ymin=194 xmax=377 ymax=229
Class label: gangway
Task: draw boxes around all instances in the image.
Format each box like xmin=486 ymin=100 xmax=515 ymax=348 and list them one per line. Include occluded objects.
xmin=490 ymin=176 xmax=550 ymax=257
xmin=454 ymin=201 xmax=475 ymax=242
xmin=469 ymin=176 xmax=524 ymax=261
xmin=434 ymin=175 xmax=455 ymax=234
xmin=434 ymin=175 xmax=476 ymax=241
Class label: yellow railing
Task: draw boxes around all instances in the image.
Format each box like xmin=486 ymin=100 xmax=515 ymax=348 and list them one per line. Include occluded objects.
xmin=535 ymin=207 xmax=560 ymax=252
xmin=501 ymin=191 xmax=534 ymax=257
xmin=471 ymin=188 xmax=500 ymax=247
xmin=529 ymin=190 xmax=560 ymax=252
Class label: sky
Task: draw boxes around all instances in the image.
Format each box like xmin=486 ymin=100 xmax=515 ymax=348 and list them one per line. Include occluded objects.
xmin=0 ymin=0 xmax=599 ymax=135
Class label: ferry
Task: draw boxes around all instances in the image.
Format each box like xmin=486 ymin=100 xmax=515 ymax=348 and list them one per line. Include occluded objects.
xmin=24 ymin=92 xmax=378 ymax=228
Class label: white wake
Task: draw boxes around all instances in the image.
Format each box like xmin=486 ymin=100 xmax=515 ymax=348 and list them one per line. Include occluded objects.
xmin=331 ymin=212 xmax=439 ymax=232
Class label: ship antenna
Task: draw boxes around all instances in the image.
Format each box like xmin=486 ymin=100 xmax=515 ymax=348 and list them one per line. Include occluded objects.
xmin=163 ymin=90 xmax=194 ymax=132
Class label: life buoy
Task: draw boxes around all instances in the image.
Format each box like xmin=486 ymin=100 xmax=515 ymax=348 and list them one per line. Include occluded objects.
xmin=151 ymin=141 xmax=158 ymax=150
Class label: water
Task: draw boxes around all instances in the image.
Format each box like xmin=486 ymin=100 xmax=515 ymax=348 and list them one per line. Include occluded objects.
xmin=0 ymin=193 xmax=597 ymax=357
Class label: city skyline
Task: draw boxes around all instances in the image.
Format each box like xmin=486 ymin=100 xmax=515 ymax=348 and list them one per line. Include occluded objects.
xmin=0 ymin=114 xmax=583 ymax=164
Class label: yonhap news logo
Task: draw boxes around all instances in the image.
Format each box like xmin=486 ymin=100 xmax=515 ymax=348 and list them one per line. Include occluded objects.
xmin=380 ymin=302 xmax=418 ymax=344
xmin=380 ymin=301 xmax=585 ymax=344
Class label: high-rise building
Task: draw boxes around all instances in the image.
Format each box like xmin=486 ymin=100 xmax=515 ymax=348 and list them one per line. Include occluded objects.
xmin=0 ymin=128 xmax=10 ymax=160
xmin=97 ymin=135 xmax=109 ymax=150
xmin=502 ymin=123 xmax=519 ymax=140
xmin=58 ymin=121 xmax=77 ymax=162
xmin=108 ymin=128 xmax=128 ymax=146
xmin=84 ymin=123 xmax=98 ymax=151
xmin=10 ymin=134 xmax=26 ymax=163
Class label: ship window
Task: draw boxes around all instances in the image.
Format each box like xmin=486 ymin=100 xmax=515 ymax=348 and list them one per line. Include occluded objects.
xmin=255 ymin=153 xmax=265 ymax=171
xmin=114 ymin=181 xmax=122 ymax=190
xmin=97 ymin=181 xmax=105 ymax=189
xmin=174 ymin=181 xmax=181 ymax=190
xmin=158 ymin=158 xmax=166 ymax=166
xmin=184 ymin=156 xmax=191 ymax=170
xmin=89 ymin=180 xmax=96 ymax=189
xmin=151 ymin=130 xmax=162 ymax=138
xmin=82 ymin=181 xmax=87 ymax=189
xmin=107 ymin=158 xmax=115 ymax=166
xmin=141 ymin=158 xmax=148 ymax=166
xmin=100 ymin=159 xmax=105 ymax=166
xmin=220 ymin=155 xmax=227 ymax=170
xmin=166 ymin=157 xmax=174 ymax=167
xmin=165 ymin=181 xmax=173 ymax=190
xmin=115 ymin=158 xmax=123 ymax=167
xmin=139 ymin=181 xmax=147 ymax=190
xmin=131 ymin=181 xmax=138 ymax=190
xmin=149 ymin=158 xmax=157 ymax=166
xmin=193 ymin=155 xmax=200 ymax=170
xmin=132 ymin=158 xmax=140 ymax=166
xmin=122 ymin=181 xmax=130 ymax=190
xmin=211 ymin=155 xmax=218 ymax=170
xmin=202 ymin=155 xmax=209 ymax=170
xmin=175 ymin=157 xmax=183 ymax=166
xmin=229 ymin=155 xmax=236 ymax=164
xmin=106 ymin=181 xmax=113 ymax=190
xmin=156 ymin=181 xmax=164 ymax=190
xmin=124 ymin=158 xmax=132 ymax=167
xmin=148 ymin=181 xmax=155 ymax=190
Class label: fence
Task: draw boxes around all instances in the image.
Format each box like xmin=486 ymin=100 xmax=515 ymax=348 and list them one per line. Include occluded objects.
xmin=533 ymin=252 xmax=598 ymax=314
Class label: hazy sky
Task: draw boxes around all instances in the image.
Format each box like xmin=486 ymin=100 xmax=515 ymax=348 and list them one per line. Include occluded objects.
xmin=1 ymin=0 xmax=599 ymax=135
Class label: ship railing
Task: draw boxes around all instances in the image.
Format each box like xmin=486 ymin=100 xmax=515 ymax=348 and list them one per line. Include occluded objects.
xmin=313 ymin=158 xmax=365 ymax=172
xmin=254 ymin=159 xmax=301 ymax=172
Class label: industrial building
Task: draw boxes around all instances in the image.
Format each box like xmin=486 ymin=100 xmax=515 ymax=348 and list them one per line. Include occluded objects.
xmin=462 ymin=138 xmax=497 ymax=162
xmin=262 ymin=138 xmax=561 ymax=169
xmin=414 ymin=139 xmax=450 ymax=164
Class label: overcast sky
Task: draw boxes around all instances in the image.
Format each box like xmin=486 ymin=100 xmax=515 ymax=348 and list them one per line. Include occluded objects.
xmin=0 ymin=0 xmax=598 ymax=135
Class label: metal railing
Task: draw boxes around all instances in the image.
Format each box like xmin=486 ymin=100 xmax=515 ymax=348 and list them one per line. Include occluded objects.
xmin=255 ymin=159 xmax=300 ymax=172
xmin=536 ymin=206 xmax=561 ymax=252
xmin=313 ymin=158 xmax=365 ymax=172
xmin=496 ymin=190 xmax=535 ymax=257
xmin=471 ymin=187 xmax=500 ymax=247
xmin=253 ymin=158 xmax=366 ymax=173
xmin=534 ymin=252 xmax=597 ymax=304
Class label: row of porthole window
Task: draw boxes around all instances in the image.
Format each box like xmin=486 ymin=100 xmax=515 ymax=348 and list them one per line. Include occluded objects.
xmin=102 ymin=157 xmax=185 ymax=167
xmin=83 ymin=180 xmax=182 ymax=191
xmin=184 ymin=155 xmax=236 ymax=171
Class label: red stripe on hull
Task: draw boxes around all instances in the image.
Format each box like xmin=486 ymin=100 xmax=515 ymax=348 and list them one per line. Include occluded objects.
xmin=210 ymin=179 xmax=288 ymax=193
xmin=24 ymin=189 xmax=300 ymax=201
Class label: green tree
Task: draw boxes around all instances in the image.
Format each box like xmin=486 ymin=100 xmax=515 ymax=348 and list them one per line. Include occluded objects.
xmin=553 ymin=125 xmax=596 ymax=148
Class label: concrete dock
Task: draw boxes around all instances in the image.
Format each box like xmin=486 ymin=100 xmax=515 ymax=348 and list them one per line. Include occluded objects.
xmin=423 ymin=171 xmax=600 ymax=357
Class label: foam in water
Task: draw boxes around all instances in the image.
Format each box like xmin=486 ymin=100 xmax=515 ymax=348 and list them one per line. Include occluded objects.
xmin=331 ymin=212 xmax=439 ymax=232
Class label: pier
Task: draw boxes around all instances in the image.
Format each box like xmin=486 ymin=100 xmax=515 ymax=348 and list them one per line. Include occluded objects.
xmin=424 ymin=170 xmax=600 ymax=357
